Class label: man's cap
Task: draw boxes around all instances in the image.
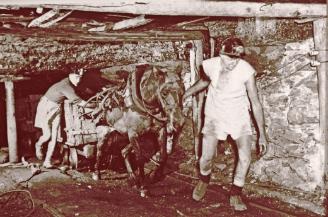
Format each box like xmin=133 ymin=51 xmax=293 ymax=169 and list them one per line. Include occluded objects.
xmin=70 ymin=68 xmax=85 ymax=76
xmin=220 ymin=37 xmax=245 ymax=58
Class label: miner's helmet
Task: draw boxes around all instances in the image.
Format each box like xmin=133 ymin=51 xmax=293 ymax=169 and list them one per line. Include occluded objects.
xmin=220 ymin=37 xmax=245 ymax=58
xmin=74 ymin=68 xmax=85 ymax=76
xmin=69 ymin=68 xmax=85 ymax=86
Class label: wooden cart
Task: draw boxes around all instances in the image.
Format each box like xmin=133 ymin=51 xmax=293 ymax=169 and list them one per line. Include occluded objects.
xmin=63 ymin=100 xmax=98 ymax=168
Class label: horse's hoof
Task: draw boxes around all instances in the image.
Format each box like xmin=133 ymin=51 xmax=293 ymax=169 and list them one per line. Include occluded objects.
xmin=92 ymin=173 xmax=100 ymax=181
xmin=150 ymin=151 xmax=161 ymax=165
xmin=140 ymin=189 xmax=148 ymax=198
xmin=59 ymin=165 xmax=69 ymax=173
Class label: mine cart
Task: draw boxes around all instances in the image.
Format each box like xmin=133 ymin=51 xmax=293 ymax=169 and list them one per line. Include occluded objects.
xmin=62 ymin=83 xmax=126 ymax=169
xmin=63 ymin=101 xmax=98 ymax=169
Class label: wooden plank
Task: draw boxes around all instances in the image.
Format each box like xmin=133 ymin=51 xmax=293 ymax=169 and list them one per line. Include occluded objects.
xmin=28 ymin=9 xmax=73 ymax=28
xmin=195 ymin=40 xmax=205 ymax=159
xmin=0 ymin=75 xmax=29 ymax=82
xmin=0 ymin=29 xmax=204 ymax=41
xmin=175 ymin=17 xmax=210 ymax=27
xmin=210 ymin=37 xmax=215 ymax=58
xmin=0 ymin=0 xmax=326 ymax=18
xmin=112 ymin=15 xmax=153 ymax=30
xmin=190 ymin=40 xmax=203 ymax=161
xmin=64 ymin=101 xmax=75 ymax=145
xmin=189 ymin=42 xmax=198 ymax=160
xmin=313 ymin=18 xmax=328 ymax=175
xmin=4 ymin=81 xmax=18 ymax=163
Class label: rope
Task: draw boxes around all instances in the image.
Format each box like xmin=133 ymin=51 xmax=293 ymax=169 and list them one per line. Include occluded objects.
xmin=258 ymin=54 xmax=312 ymax=90
xmin=0 ymin=190 xmax=35 ymax=217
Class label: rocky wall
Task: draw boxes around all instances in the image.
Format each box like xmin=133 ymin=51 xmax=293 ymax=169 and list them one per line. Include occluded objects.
xmin=0 ymin=35 xmax=188 ymax=75
xmin=205 ymin=18 xmax=324 ymax=206
xmin=250 ymin=38 xmax=323 ymax=194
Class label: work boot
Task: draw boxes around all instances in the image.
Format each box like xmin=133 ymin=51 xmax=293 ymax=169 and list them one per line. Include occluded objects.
xmin=229 ymin=195 xmax=247 ymax=211
xmin=192 ymin=173 xmax=210 ymax=201
xmin=192 ymin=180 xmax=208 ymax=201
xmin=35 ymin=144 xmax=43 ymax=160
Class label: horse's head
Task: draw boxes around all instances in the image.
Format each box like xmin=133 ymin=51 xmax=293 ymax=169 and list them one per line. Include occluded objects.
xmin=157 ymin=69 xmax=185 ymax=131
xmin=140 ymin=64 xmax=185 ymax=153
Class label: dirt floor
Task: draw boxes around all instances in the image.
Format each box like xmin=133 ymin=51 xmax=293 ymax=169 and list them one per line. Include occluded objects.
xmin=0 ymin=119 xmax=325 ymax=217
xmin=0 ymin=159 xmax=323 ymax=217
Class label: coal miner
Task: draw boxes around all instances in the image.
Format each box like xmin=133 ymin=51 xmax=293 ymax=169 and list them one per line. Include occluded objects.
xmin=34 ymin=69 xmax=87 ymax=168
xmin=183 ymin=37 xmax=268 ymax=211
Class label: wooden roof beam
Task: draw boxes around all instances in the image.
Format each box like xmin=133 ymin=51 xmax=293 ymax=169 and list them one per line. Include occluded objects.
xmin=0 ymin=29 xmax=204 ymax=42
xmin=28 ymin=9 xmax=73 ymax=28
xmin=0 ymin=0 xmax=326 ymax=18
xmin=112 ymin=15 xmax=153 ymax=31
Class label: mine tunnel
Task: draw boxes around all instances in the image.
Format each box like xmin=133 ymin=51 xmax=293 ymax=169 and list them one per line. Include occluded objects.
xmin=0 ymin=1 xmax=327 ymax=216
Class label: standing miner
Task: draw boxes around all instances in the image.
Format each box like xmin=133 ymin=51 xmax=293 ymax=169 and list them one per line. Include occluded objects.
xmin=183 ymin=37 xmax=268 ymax=211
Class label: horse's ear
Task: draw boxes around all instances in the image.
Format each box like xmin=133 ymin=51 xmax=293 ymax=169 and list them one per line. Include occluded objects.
xmin=153 ymin=66 xmax=166 ymax=78
xmin=152 ymin=66 xmax=159 ymax=73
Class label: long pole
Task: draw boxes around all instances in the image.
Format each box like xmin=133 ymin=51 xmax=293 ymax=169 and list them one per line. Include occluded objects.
xmin=4 ymin=81 xmax=18 ymax=162
xmin=190 ymin=40 xmax=204 ymax=161
xmin=313 ymin=18 xmax=328 ymax=175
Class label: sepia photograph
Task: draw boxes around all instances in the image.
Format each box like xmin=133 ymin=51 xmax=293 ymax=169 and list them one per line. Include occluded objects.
xmin=0 ymin=0 xmax=327 ymax=216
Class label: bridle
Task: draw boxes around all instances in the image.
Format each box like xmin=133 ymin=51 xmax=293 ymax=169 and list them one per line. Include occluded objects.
xmin=129 ymin=67 xmax=168 ymax=123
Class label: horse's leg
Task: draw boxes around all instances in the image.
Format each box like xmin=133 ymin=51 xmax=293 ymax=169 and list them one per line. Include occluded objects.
xmin=134 ymin=139 xmax=148 ymax=197
xmin=138 ymin=160 xmax=147 ymax=198
xmin=60 ymin=145 xmax=69 ymax=165
xmin=150 ymin=127 xmax=167 ymax=183
xmin=128 ymin=132 xmax=148 ymax=196
xmin=121 ymin=142 xmax=136 ymax=183
xmin=93 ymin=126 xmax=111 ymax=181
xmin=169 ymin=124 xmax=183 ymax=154
xmin=130 ymin=135 xmax=143 ymax=186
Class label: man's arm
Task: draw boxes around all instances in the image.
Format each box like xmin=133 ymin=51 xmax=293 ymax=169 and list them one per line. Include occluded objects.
xmin=183 ymin=77 xmax=210 ymax=100
xmin=246 ymin=75 xmax=268 ymax=155
xmin=62 ymin=85 xmax=96 ymax=108
xmin=183 ymin=65 xmax=211 ymax=100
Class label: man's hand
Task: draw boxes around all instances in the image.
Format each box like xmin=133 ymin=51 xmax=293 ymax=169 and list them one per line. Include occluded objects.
xmin=77 ymin=100 xmax=97 ymax=109
xmin=182 ymin=92 xmax=190 ymax=104
xmin=258 ymin=134 xmax=268 ymax=156
xmin=182 ymin=93 xmax=192 ymax=117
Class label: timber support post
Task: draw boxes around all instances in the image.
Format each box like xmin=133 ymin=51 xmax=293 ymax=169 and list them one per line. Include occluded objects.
xmin=313 ymin=18 xmax=328 ymax=175
xmin=190 ymin=39 xmax=204 ymax=161
xmin=4 ymin=80 xmax=18 ymax=162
